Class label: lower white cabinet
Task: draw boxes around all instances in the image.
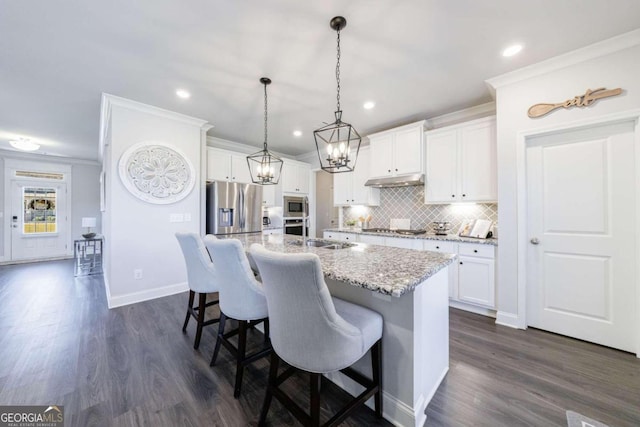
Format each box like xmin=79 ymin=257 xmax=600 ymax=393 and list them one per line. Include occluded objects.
xmin=321 ymin=231 xmax=496 ymax=311
xmin=323 ymin=231 xmax=356 ymax=242
xmin=262 ymin=228 xmax=283 ymax=235
xmin=456 ymin=243 xmax=495 ymax=308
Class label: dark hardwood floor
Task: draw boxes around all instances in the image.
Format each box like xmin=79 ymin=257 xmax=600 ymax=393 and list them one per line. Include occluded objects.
xmin=0 ymin=259 xmax=638 ymax=426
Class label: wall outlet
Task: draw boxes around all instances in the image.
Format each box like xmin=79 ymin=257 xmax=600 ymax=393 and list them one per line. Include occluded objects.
xmin=134 ymin=269 xmax=143 ymax=280
xmin=169 ymin=213 xmax=184 ymax=223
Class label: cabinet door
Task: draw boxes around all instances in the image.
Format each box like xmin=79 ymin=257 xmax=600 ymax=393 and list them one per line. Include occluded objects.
xmin=369 ymin=134 xmax=394 ymax=178
xmin=297 ymin=164 xmax=311 ymax=194
xmin=281 ymin=162 xmax=298 ymax=193
xmin=262 ymin=184 xmax=276 ymax=206
xmin=393 ymin=126 xmax=423 ymax=175
xmin=231 ymin=154 xmax=252 ymax=183
xmin=457 ymin=255 xmax=495 ymax=308
xmin=207 ymin=149 xmax=232 ymax=181
xmin=351 ymin=148 xmax=379 ymax=205
xmin=358 ymin=234 xmax=386 ymax=246
xmin=460 ymin=120 xmax=497 ymax=202
xmin=333 ymin=172 xmax=352 ymax=205
xmin=385 ymin=237 xmax=421 ymax=250
xmin=425 ymin=130 xmax=458 ymax=203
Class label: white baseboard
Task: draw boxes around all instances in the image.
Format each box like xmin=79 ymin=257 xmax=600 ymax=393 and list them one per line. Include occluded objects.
xmin=0 ymin=255 xmax=73 ymax=265
xmin=495 ymin=311 xmax=521 ymax=329
xmin=107 ymin=282 xmax=188 ymax=309
xmin=323 ymin=371 xmax=419 ymax=427
xmin=449 ymin=299 xmax=496 ymax=318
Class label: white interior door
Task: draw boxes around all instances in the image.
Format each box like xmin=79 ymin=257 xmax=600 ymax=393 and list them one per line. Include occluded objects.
xmin=10 ymin=180 xmax=69 ymax=261
xmin=526 ymin=121 xmax=636 ymax=352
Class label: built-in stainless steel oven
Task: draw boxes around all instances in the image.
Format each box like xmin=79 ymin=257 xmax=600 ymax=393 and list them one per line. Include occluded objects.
xmin=284 ymin=196 xmax=308 ymax=218
xmin=284 ymin=218 xmax=309 ymax=236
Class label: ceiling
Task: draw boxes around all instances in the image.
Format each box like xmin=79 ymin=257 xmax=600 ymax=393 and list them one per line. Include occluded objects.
xmin=1 ymin=1 xmax=639 ymax=161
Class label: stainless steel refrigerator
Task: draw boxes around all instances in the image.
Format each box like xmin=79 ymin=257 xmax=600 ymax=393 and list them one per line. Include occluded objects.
xmin=206 ymin=182 xmax=263 ymax=235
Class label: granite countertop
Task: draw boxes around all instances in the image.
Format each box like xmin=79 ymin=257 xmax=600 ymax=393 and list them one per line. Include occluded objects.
xmin=324 ymin=228 xmax=498 ymax=246
xmin=221 ymin=234 xmax=456 ymax=298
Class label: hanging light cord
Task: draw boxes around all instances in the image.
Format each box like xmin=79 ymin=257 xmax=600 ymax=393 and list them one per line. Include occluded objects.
xmin=263 ymin=82 xmax=268 ymax=150
xmin=336 ymin=28 xmax=341 ymax=113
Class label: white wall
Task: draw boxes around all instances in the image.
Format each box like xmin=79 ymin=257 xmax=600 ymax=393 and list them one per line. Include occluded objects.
xmin=489 ymin=41 xmax=640 ymax=318
xmin=102 ymin=95 xmax=209 ymax=308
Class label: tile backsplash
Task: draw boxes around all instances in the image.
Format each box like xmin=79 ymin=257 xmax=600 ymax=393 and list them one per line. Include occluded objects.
xmin=342 ymin=186 xmax=497 ymax=232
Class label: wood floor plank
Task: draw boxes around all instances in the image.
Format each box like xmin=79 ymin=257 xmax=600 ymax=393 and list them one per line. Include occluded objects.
xmin=0 ymin=259 xmax=638 ymax=426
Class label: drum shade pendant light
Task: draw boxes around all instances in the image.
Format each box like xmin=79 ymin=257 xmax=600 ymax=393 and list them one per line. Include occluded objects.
xmin=247 ymin=77 xmax=283 ymax=185
xmin=314 ymin=16 xmax=361 ymax=174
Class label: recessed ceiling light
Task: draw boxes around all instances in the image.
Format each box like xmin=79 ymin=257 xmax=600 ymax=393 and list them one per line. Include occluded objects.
xmin=176 ymin=89 xmax=191 ymax=99
xmin=10 ymin=138 xmax=40 ymax=151
xmin=363 ymin=101 xmax=376 ymax=110
xmin=293 ymin=130 xmax=303 ymax=137
xmin=502 ymin=44 xmax=523 ymax=57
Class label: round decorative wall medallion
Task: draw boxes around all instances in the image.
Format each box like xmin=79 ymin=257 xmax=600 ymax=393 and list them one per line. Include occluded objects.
xmin=118 ymin=142 xmax=195 ymax=204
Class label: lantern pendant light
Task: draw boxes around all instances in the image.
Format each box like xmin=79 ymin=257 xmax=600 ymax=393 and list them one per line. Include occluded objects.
xmin=313 ymin=16 xmax=361 ymax=174
xmin=247 ymin=77 xmax=283 ymax=185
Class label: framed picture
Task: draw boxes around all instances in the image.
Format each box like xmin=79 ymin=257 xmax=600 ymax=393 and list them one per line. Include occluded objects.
xmin=458 ymin=220 xmax=474 ymax=237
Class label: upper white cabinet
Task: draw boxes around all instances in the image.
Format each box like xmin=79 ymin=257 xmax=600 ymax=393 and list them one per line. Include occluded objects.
xmin=333 ymin=147 xmax=380 ymax=206
xmin=368 ymin=121 xmax=426 ymax=178
xmin=425 ymin=116 xmax=497 ymax=203
xmin=262 ymin=184 xmax=276 ymax=206
xmin=206 ymin=147 xmax=252 ymax=184
xmin=281 ymin=160 xmax=310 ymax=194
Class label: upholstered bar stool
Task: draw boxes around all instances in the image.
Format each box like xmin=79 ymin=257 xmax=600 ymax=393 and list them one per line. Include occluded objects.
xmin=175 ymin=232 xmax=220 ymax=350
xmin=204 ymin=237 xmax=271 ymax=398
xmin=250 ymin=244 xmax=383 ymax=427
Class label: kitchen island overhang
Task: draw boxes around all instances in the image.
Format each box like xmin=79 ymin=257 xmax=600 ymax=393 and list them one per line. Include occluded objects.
xmin=223 ymin=234 xmax=455 ymax=427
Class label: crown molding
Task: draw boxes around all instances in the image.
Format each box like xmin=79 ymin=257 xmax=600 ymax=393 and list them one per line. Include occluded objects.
xmin=206 ymin=136 xmax=293 ymax=159
xmin=486 ymin=28 xmax=640 ymax=91
xmin=0 ymin=148 xmax=99 ymax=166
xmin=425 ymin=102 xmax=496 ymax=130
xmin=100 ymin=93 xmax=211 ymax=160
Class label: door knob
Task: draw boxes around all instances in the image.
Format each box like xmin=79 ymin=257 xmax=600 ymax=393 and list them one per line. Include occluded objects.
xmin=530 ymin=238 xmax=540 ymax=245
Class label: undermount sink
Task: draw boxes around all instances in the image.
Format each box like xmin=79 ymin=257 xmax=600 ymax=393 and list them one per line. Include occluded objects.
xmin=288 ymin=239 xmax=356 ymax=250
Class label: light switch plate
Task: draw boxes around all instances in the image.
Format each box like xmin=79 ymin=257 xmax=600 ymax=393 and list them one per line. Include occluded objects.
xmin=184 ymin=213 xmax=192 ymax=222
xmin=169 ymin=213 xmax=184 ymax=223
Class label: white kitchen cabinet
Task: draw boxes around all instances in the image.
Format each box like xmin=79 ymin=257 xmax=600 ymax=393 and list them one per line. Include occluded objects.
xmin=262 ymin=228 xmax=283 ymax=235
xmin=206 ymin=147 xmax=252 ymax=184
xmin=384 ymin=236 xmax=422 ymax=250
xmin=423 ymin=240 xmax=459 ymax=299
xmin=425 ymin=116 xmax=497 ymax=203
xmin=368 ymin=121 xmax=426 ymax=178
xmin=262 ymin=184 xmax=276 ymax=206
xmin=333 ymin=147 xmax=380 ymax=206
xmin=282 ymin=161 xmax=310 ymax=194
xmin=358 ymin=234 xmax=386 ymax=246
xmin=456 ymin=243 xmax=495 ymax=308
xmin=323 ymin=231 xmax=356 ymax=242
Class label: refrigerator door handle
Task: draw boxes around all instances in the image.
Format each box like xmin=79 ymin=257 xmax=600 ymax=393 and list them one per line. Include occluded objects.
xmin=238 ymin=187 xmax=245 ymax=229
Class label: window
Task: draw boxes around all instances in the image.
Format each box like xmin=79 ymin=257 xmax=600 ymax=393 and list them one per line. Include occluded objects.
xmin=23 ymin=187 xmax=57 ymax=233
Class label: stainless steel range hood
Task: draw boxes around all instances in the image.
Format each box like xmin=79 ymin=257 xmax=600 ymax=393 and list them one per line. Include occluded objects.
xmin=364 ymin=173 xmax=424 ymax=188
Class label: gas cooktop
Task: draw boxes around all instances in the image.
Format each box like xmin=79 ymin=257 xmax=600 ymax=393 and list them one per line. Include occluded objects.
xmin=362 ymin=228 xmax=427 ymax=235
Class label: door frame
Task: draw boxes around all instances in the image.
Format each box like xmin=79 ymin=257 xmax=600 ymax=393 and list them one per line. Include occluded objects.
xmin=3 ymin=159 xmax=73 ymax=262
xmin=515 ymin=109 xmax=640 ymax=356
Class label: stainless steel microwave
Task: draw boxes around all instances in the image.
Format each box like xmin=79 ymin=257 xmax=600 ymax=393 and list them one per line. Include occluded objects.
xmin=284 ymin=196 xmax=308 ymax=217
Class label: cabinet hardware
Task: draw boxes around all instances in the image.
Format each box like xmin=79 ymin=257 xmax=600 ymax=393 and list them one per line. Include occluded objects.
xmin=436 ymin=246 xmax=440 ymax=249
xmin=473 ymin=249 xmax=478 ymax=253
xmin=530 ymin=238 xmax=540 ymax=245
xmin=451 ymin=194 xmax=455 ymax=198
xmin=462 ymin=194 xmax=466 ymax=197
xmin=459 ymin=261 xmax=463 ymax=265
xmin=395 ymin=168 xmax=398 ymax=171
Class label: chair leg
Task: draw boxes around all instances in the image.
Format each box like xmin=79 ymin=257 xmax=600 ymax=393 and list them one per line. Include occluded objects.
xmin=258 ymin=352 xmax=279 ymax=426
xmin=372 ymin=339 xmax=383 ymax=418
xmin=310 ymin=372 xmax=322 ymax=427
xmin=194 ymin=293 xmax=207 ymax=349
xmin=182 ymin=290 xmax=195 ymax=332
xmin=233 ymin=320 xmax=248 ymax=398
xmin=210 ymin=312 xmax=227 ymax=367
xmin=263 ymin=318 xmax=270 ymax=344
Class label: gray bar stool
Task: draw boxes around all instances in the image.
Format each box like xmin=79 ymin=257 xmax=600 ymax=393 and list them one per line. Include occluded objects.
xmin=175 ymin=232 xmax=220 ymax=350
xmin=204 ymin=237 xmax=271 ymax=398
xmin=250 ymin=243 xmax=383 ymax=427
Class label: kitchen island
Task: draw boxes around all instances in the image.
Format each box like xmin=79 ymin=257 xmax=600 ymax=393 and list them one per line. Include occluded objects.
xmin=223 ymin=233 xmax=456 ymax=427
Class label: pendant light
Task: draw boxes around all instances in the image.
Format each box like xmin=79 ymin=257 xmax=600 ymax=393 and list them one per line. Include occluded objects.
xmin=247 ymin=77 xmax=283 ymax=185
xmin=313 ymin=16 xmax=361 ymax=174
